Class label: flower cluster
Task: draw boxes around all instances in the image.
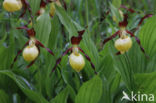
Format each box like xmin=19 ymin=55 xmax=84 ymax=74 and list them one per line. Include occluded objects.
xmin=3 ymin=0 xmax=96 ymax=75
xmin=3 ymin=0 xmax=152 ymax=75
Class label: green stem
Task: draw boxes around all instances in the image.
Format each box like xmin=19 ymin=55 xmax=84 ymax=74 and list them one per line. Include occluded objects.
xmin=78 ymin=72 xmax=83 ymax=85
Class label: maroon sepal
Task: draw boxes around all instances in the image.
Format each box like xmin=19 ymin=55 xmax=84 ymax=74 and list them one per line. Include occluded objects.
xmin=102 ymin=31 xmax=120 ymax=46
xmin=120 ymin=5 xmax=135 ymax=13
xmin=126 ymin=30 xmax=149 ymax=58
xmin=71 ymin=28 xmax=86 ymax=45
xmin=119 ymin=14 xmax=128 ymax=27
xmin=40 ymin=0 xmax=47 ymax=8
xmin=27 ymin=28 xmax=36 ymax=37
xmin=17 ymin=27 xmax=36 ymax=37
xmin=35 ymin=40 xmax=54 ymax=56
xmin=11 ymin=41 xmax=29 ymax=68
xmin=78 ymin=47 xmax=97 ymax=74
xmin=78 ymin=30 xmax=85 ymax=37
xmin=71 ymin=36 xmax=82 ymax=45
xmin=50 ymin=48 xmax=72 ymax=76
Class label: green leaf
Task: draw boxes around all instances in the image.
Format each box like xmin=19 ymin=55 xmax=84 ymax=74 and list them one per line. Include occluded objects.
xmin=109 ymin=2 xmax=122 ymax=23
xmin=0 ymin=89 xmax=9 ymax=103
xmin=99 ymin=54 xmax=114 ymax=79
xmin=114 ymin=54 xmax=134 ymax=90
xmin=35 ymin=13 xmax=52 ymax=46
xmin=134 ymin=72 xmax=156 ymax=102
xmin=110 ymin=73 xmax=121 ymax=94
xmin=112 ymin=0 xmax=121 ymax=8
xmin=50 ymin=86 xmax=69 ymax=103
xmin=75 ymin=76 xmax=103 ymax=103
xmin=0 ymin=34 xmax=7 ymax=45
xmin=55 ymin=5 xmax=78 ymax=39
xmin=0 ymin=70 xmax=49 ymax=103
xmin=48 ymin=15 xmax=59 ymax=49
xmin=0 ymin=32 xmax=14 ymax=69
xmin=139 ymin=16 xmax=156 ymax=58
xmin=28 ymin=0 xmax=41 ymax=15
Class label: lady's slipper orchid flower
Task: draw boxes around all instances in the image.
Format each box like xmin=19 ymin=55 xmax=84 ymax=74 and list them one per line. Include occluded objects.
xmin=50 ymin=30 xmax=97 ymax=75
xmin=11 ymin=25 xmax=54 ymax=68
xmin=3 ymin=0 xmax=22 ymax=12
xmin=102 ymin=6 xmax=153 ymax=56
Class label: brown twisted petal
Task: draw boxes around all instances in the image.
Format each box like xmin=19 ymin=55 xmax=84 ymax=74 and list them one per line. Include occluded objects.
xmin=102 ymin=31 xmax=120 ymax=46
xmin=35 ymin=40 xmax=54 ymax=56
xmin=120 ymin=5 xmax=135 ymax=13
xmin=62 ymin=0 xmax=67 ymax=10
xmin=78 ymin=47 xmax=97 ymax=74
xmin=50 ymin=48 xmax=72 ymax=76
xmin=11 ymin=41 xmax=29 ymax=68
xmin=20 ymin=0 xmax=33 ymax=19
xmin=132 ymin=14 xmax=153 ymax=32
xmin=126 ymin=30 xmax=149 ymax=58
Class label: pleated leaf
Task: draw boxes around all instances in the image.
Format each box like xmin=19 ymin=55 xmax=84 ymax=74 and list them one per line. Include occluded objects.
xmin=55 ymin=5 xmax=78 ymax=39
xmin=139 ymin=16 xmax=156 ymax=58
xmin=0 ymin=70 xmax=49 ymax=103
xmin=134 ymin=72 xmax=156 ymax=103
xmin=35 ymin=13 xmax=51 ymax=46
xmin=75 ymin=76 xmax=103 ymax=103
xmin=50 ymin=86 xmax=69 ymax=103
xmin=0 ymin=89 xmax=9 ymax=103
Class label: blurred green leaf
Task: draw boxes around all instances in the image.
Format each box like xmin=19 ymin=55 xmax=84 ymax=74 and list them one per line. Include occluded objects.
xmin=48 ymin=15 xmax=59 ymax=49
xmin=0 ymin=89 xmax=9 ymax=103
xmin=135 ymin=72 xmax=156 ymax=103
xmin=50 ymin=85 xmax=69 ymax=103
xmin=28 ymin=0 xmax=41 ymax=15
xmin=99 ymin=54 xmax=114 ymax=78
xmin=0 ymin=32 xmax=14 ymax=69
xmin=112 ymin=0 xmax=121 ymax=8
xmin=55 ymin=5 xmax=78 ymax=39
xmin=75 ymin=76 xmax=102 ymax=103
xmin=0 ymin=34 xmax=7 ymax=45
xmin=109 ymin=2 xmax=122 ymax=23
xmin=139 ymin=16 xmax=156 ymax=58
xmin=0 ymin=70 xmax=49 ymax=103
xmin=35 ymin=13 xmax=51 ymax=46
